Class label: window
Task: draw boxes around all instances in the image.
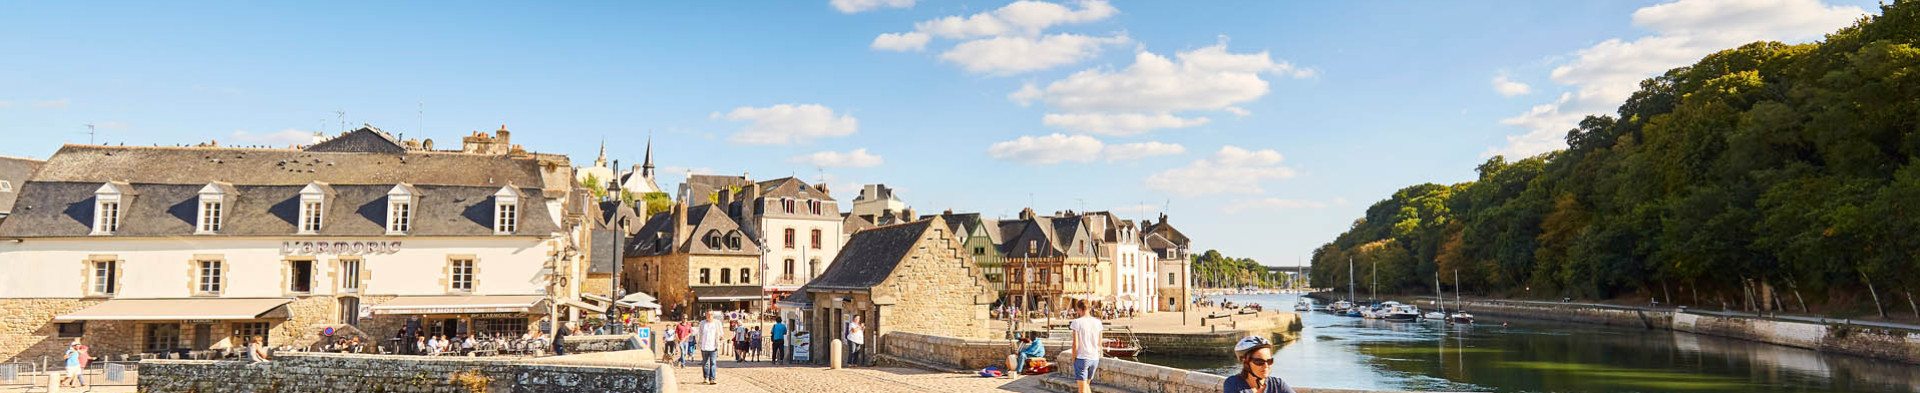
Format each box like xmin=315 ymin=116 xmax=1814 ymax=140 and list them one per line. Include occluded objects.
xmin=300 ymin=201 xmax=324 ymax=233
xmin=495 ymin=203 xmax=518 ymax=233
xmin=0 ymin=180 xmax=10 ymax=192
xmin=145 ymin=323 xmax=181 ymax=352
xmin=95 ymin=201 xmax=120 ymax=234
xmin=493 ymin=186 xmax=520 ymax=234
xmin=92 ymin=260 xmax=118 ymax=295
xmin=197 ymin=260 xmax=223 ymax=294
xmin=705 ymin=231 xmax=723 ymax=249
xmin=1168 ymin=272 xmax=1177 ymax=282
xmin=740 ymin=268 xmax=752 ymax=283
xmin=811 ymin=229 xmax=822 ymax=249
xmin=388 ymin=201 xmax=411 ymax=233
xmin=450 ymin=259 xmax=475 ymax=292
xmin=784 ymin=228 xmax=796 ymax=249
xmin=809 ymin=200 xmax=821 ymax=215
xmin=198 ymin=201 xmax=223 ymax=233
xmin=289 ymin=260 xmax=313 ymax=293
xmin=783 ymin=199 xmax=796 ymax=214
xmin=57 ymin=322 xmax=85 ymax=338
xmin=1028 ymin=240 xmax=1038 ymax=254
xmin=783 ymin=259 xmax=795 ymax=278
xmin=477 ymin=318 xmax=526 ymax=337
xmin=699 ymin=268 xmax=712 ymax=284
xmin=974 ymin=247 xmax=985 ymax=256
xmin=726 ymin=234 xmax=741 ymax=250
xmin=720 ymin=268 xmax=732 ymax=284
xmin=338 ymin=297 xmax=361 ymax=326
xmin=234 ymin=322 xmax=269 ymax=347
xmin=340 ymin=259 xmax=361 ymax=293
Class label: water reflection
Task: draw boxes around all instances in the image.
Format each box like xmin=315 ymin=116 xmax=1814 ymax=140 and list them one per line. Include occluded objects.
xmin=1133 ymin=294 xmax=1920 ymax=393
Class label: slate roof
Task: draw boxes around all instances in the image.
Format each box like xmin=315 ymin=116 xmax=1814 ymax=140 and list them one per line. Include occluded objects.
xmin=33 ymin=145 xmax=546 ymax=187
xmin=753 ymin=177 xmax=834 ymax=201
xmin=0 ymin=182 xmax=557 ymax=237
xmin=623 ymin=204 xmax=759 ymax=257
xmin=1141 ymin=215 xmax=1190 ymax=247
xmin=305 ymin=127 xmax=405 ymax=154
xmin=0 ymin=156 xmax=45 ymax=216
xmin=803 ymin=219 xmax=932 ymax=290
xmin=589 ymin=228 xmax=622 ymax=274
xmin=681 ymin=174 xmax=751 ymax=206
xmin=841 ymin=212 xmax=877 ymax=235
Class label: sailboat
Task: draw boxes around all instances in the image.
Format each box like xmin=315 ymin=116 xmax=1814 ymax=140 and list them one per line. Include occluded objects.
xmin=1450 ymin=269 xmax=1475 ymax=324
xmin=1424 ymin=272 xmax=1447 ymax=320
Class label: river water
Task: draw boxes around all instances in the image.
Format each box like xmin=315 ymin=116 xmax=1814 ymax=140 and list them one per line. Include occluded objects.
xmin=1132 ymin=293 xmax=1920 ymax=393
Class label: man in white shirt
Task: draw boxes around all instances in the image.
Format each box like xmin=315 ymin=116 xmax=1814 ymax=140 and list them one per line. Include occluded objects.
xmin=1068 ymin=299 xmax=1102 ymax=393
xmin=845 ymin=314 xmax=865 ymax=367
xmin=698 ymin=311 xmax=723 ymax=385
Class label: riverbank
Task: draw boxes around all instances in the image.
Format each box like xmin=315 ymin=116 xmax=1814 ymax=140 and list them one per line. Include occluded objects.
xmin=1302 ymin=292 xmax=1920 ymax=365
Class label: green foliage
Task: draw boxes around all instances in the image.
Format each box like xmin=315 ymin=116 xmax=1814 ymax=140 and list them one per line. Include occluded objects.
xmin=640 ymin=192 xmax=672 ymax=216
xmin=1313 ymin=3 xmax=1920 ymax=311
xmin=1193 ymin=249 xmax=1294 ymax=288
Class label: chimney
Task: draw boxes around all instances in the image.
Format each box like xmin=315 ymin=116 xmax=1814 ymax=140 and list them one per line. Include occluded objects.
xmin=1158 ymin=213 xmax=1168 ymax=226
xmin=1019 ymin=208 xmax=1035 ymax=220
xmin=902 ymin=208 xmax=916 ymax=222
xmin=943 ymin=209 xmax=953 ymax=216
xmin=718 ymin=188 xmax=734 ymax=211
xmin=815 ymin=183 xmax=829 ymax=196
xmin=495 ymin=125 xmax=511 ymax=147
xmin=672 ymin=201 xmax=690 ymax=248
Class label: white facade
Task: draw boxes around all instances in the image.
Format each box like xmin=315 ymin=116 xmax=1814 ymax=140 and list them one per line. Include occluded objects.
xmin=1106 ymin=226 xmax=1157 ymax=313
xmin=758 ymin=198 xmax=843 ymax=290
xmin=0 ymin=237 xmax=554 ymax=299
xmin=849 ymin=184 xmax=908 ymax=219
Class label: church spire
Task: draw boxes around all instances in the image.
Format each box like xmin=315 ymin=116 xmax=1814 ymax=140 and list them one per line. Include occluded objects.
xmin=594 ymin=138 xmax=608 ymax=167
xmin=641 ymin=135 xmax=655 ymax=178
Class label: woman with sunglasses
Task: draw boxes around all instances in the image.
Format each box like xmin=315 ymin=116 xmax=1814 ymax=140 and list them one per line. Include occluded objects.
xmin=1224 ymin=336 xmax=1296 ymax=393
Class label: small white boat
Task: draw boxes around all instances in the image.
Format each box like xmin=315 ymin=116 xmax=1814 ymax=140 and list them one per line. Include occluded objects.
xmin=1293 ymin=298 xmax=1311 ymax=312
xmin=1423 ymin=311 xmax=1446 ymax=320
xmin=1451 ymin=311 xmax=1475 ymax=324
xmin=1329 ymin=300 xmax=1354 ymax=314
xmin=1384 ymin=304 xmax=1421 ymax=322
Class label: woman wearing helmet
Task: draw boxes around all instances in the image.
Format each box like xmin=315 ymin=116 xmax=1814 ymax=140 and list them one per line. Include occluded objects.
xmin=1224 ymin=335 xmax=1296 ymax=393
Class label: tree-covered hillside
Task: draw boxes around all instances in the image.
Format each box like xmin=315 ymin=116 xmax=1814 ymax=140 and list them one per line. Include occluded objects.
xmin=1312 ymin=2 xmax=1920 ymax=318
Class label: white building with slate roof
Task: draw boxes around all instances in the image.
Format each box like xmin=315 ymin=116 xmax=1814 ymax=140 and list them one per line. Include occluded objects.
xmin=0 ymin=126 xmax=596 ymax=363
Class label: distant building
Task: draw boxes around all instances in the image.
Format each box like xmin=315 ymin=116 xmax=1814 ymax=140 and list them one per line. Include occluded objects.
xmin=0 ymin=126 xmax=594 ymax=363
xmin=849 ymin=184 xmax=907 ymax=219
xmin=722 ymin=178 xmax=843 ymax=304
xmin=999 ymin=208 xmax=1099 ymax=314
xmin=1143 ymin=214 xmax=1193 ymax=312
xmin=0 ymin=156 xmax=45 ymax=223
xmin=1084 ymin=211 xmax=1158 ymax=313
xmin=787 ymin=216 xmax=996 ymax=364
xmin=623 ymin=201 xmax=762 ymax=317
xmin=574 ymin=138 xmax=661 ymax=197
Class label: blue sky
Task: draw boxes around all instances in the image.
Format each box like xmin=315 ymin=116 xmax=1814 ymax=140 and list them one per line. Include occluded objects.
xmin=0 ymin=0 xmax=1879 ymax=267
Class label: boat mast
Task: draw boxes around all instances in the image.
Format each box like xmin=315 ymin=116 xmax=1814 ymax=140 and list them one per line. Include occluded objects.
xmin=1347 ymin=257 xmax=1355 ymax=302
xmin=1436 ymin=272 xmax=1444 ymax=315
xmin=1453 ymin=269 xmax=1463 ymax=314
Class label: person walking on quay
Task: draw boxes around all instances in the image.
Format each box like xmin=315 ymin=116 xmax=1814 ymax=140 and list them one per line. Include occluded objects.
xmin=749 ymin=327 xmax=763 ymax=362
xmin=733 ymin=321 xmax=750 ymax=362
xmin=770 ymin=319 xmax=788 ymax=364
xmin=1223 ymin=336 xmax=1296 ymax=393
xmin=1068 ymin=299 xmax=1102 ymax=393
xmin=698 ymin=311 xmax=723 ymax=385
xmin=59 ymin=339 xmax=85 ymax=388
xmin=663 ymin=323 xmax=678 ymax=362
xmin=845 ymin=314 xmax=865 ymax=367
xmin=678 ymin=321 xmax=695 ymax=367
xmin=551 ymin=321 xmax=570 ymax=356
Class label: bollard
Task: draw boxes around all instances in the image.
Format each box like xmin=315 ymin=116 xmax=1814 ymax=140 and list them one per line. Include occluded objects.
xmin=1006 ymin=354 xmax=1018 ymax=375
xmin=829 ymin=339 xmax=844 ymax=370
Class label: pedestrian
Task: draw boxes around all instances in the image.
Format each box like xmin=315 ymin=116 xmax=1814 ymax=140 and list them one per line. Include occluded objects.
xmin=59 ymin=339 xmax=84 ymax=388
xmin=699 ymin=311 xmax=723 ymax=385
xmin=1014 ymin=332 xmax=1045 ymax=375
xmin=551 ymin=321 xmax=570 ymax=356
xmin=749 ymin=327 xmax=763 ymax=362
xmin=770 ymin=319 xmax=788 ymax=364
xmin=845 ymin=314 xmax=865 ymax=367
xmin=677 ymin=321 xmax=695 ymax=367
xmin=663 ymin=323 xmax=678 ymax=362
xmin=1069 ymin=299 xmax=1102 ymax=393
xmin=402 ymin=315 xmax=423 ymax=355
xmin=733 ymin=321 xmax=749 ymax=362
xmin=1223 ymin=336 xmax=1296 ymax=393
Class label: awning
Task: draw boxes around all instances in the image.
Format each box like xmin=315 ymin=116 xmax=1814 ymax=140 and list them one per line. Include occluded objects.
xmin=562 ymin=299 xmax=608 ymax=314
xmin=55 ymin=298 xmax=291 ymax=321
xmin=370 ymin=295 xmax=549 ymax=315
xmin=617 ymin=292 xmax=660 ymax=309
xmin=692 ymin=286 xmax=764 ymax=302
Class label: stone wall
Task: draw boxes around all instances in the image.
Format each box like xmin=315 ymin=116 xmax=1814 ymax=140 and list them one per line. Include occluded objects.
xmin=0 ymin=298 xmax=124 ymax=364
xmin=138 ymin=351 xmax=667 ymax=393
xmin=877 ymin=331 xmax=1009 ymax=370
xmin=1460 ymin=300 xmax=1671 ymax=329
xmin=1136 ymin=312 xmax=1302 ymax=356
xmin=872 ymin=221 xmax=993 ymax=340
xmin=1672 ymin=312 xmax=1920 ymax=365
xmin=1038 ymin=351 xmax=1412 ymax=393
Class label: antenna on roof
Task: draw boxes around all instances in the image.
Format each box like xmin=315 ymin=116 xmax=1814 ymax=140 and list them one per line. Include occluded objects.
xmin=417 ymin=101 xmax=425 ymax=137
xmin=83 ymin=123 xmax=97 ymax=145
xmin=335 ymin=109 xmax=347 ymax=132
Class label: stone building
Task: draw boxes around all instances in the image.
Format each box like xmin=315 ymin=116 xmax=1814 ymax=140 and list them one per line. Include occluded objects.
xmin=931 ymin=211 xmax=1007 ymax=299
xmin=848 ymin=184 xmax=907 ymax=220
xmin=622 ymin=201 xmax=762 ymax=318
xmin=0 ymin=126 xmax=593 ymax=363
xmin=999 ymin=209 xmax=1099 ymax=315
xmin=791 ymin=216 xmax=995 ymax=364
xmin=1143 ymin=214 xmax=1193 ymax=312
xmin=719 ymin=178 xmax=843 ymax=307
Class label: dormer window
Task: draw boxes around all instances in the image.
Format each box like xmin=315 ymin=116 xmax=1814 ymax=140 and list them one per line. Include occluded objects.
xmin=493 ymin=186 xmax=520 ymax=234
xmin=704 ymin=230 xmax=723 ymax=249
xmin=92 ymin=182 xmax=134 ymax=235
xmin=808 ymin=200 xmax=822 ymax=215
xmin=196 ymin=182 xmax=234 ymax=234
xmin=387 ymin=184 xmax=418 ymax=235
xmin=782 ymin=199 xmax=796 ymax=214
xmin=297 ymin=182 xmax=332 ymax=234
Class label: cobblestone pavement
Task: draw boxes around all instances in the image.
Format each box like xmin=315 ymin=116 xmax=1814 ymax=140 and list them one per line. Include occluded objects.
xmin=672 ymin=361 xmax=1048 ymax=393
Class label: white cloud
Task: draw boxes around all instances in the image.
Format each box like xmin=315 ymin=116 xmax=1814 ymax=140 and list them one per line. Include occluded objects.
xmin=1492 ymin=74 xmax=1532 ymax=97
xmin=1102 ymin=141 xmax=1185 ymax=161
xmin=31 ymin=98 xmax=70 ymax=109
xmin=1041 ymin=112 xmax=1210 ymax=136
xmin=872 ymin=32 xmax=930 ymax=52
xmin=714 ymin=104 xmax=859 ymax=145
xmin=987 ymin=133 xmax=1105 ymax=164
xmin=913 ymin=0 xmax=1116 ymax=39
xmin=228 ymin=129 xmax=318 ymax=147
xmin=1144 ymin=146 xmax=1297 ymax=196
xmin=1489 ymin=0 xmax=1866 ymax=158
xmin=789 ymin=148 xmax=885 ymax=168
xmin=939 ymin=33 xmax=1128 ymax=75
xmin=1010 ymin=41 xmax=1310 ymax=113
xmin=1222 ymin=198 xmax=1330 ymax=213
xmin=986 ymin=133 xmax=1184 ymax=164
xmin=832 ymin=0 xmax=915 ymax=13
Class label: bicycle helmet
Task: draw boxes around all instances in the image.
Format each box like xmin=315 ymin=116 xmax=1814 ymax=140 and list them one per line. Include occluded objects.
xmin=1233 ymin=335 xmax=1273 ymax=359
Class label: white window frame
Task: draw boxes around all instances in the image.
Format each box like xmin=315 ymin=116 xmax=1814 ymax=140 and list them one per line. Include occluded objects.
xmin=340 ymin=258 xmax=362 ymax=294
xmin=91 ymin=260 xmax=118 ymax=296
xmin=297 ymin=182 xmax=330 ymax=235
xmin=197 ymin=260 xmax=223 ymax=295
xmin=493 ymin=186 xmax=520 ymax=235
xmin=92 ymin=182 xmax=130 ymax=235
xmin=450 ymin=259 xmax=475 ymax=292
xmin=195 ymin=182 xmax=232 ymax=235
xmin=386 ymin=184 xmax=416 ymax=235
